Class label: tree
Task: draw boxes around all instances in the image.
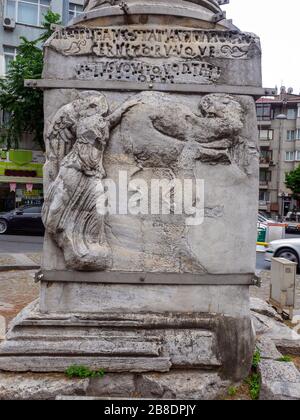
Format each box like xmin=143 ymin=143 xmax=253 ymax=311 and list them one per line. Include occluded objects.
xmin=286 ymin=165 xmax=300 ymax=200
xmin=0 ymin=10 xmax=60 ymax=151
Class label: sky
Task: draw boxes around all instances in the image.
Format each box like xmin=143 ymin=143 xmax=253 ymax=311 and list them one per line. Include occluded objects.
xmin=222 ymin=0 xmax=300 ymax=93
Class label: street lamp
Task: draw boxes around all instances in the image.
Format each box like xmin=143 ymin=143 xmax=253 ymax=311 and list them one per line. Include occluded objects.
xmin=279 ymin=192 xmax=288 ymax=220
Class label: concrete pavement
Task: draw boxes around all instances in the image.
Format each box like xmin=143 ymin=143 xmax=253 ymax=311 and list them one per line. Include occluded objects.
xmin=0 ymin=235 xmax=43 ymax=253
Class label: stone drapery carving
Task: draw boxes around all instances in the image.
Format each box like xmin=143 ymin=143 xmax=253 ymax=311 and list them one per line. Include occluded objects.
xmin=43 ymin=91 xmax=244 ymax=271
xmin=43 ymin=92 xmax=140 ymax=270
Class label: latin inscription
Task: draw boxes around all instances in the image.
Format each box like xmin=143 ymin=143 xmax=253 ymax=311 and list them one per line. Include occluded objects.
xmin=75 ymin=60 xmax=221 ymax=84
xmin=48 ymin=26 xmax=259 ymax=59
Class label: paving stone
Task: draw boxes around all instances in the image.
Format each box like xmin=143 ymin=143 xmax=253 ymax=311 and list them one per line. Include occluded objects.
xmin=136 ymin=371 xmax=229 ymax=400
xmin=250 ymin=297 xmax=282 ymax=321
xmin=259 ymin=360 xmax=300 ymax=400
xmin=256 ymin=337 xmax=282 ymax=360
xmin=0 ymin=372 xmax=89 ymax=400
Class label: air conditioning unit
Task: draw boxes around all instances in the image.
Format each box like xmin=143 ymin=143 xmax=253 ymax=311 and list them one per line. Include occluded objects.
xmin=3 ymin=17 xmax=16 ymax=31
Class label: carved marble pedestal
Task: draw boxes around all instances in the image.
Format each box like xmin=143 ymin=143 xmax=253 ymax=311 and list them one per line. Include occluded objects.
xmin=0 ymin=0 xmax=263 ymax=399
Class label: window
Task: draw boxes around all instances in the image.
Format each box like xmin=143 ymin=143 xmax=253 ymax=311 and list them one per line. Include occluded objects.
xmin=259 ymin=170 xmax=271 ymax=182
xmin=287 ymin=130 xmax=300 ymax=141
xmin=22 ymin=206 xmax=42 ymax=214
xmin=296 ymin=151 xmax=300 ymax=161
xmin=259 ymin=191 xmax=270 ymax=202
xmin=287 ymin=108 xmax=297 ymax=120
xmin=298 ymin=107 xmax=300 ymax=118
xmin=3 ymin=46 xmax=17 ymax=75
xmin=285 ymin=151 xmax=295 ymax=161
xmin=5 ymin=0 xmax=51 ymax=27
xmin=69 ymin=2 xmax=83 ymax=21
xmin=287 ymin=130 xmax=295 ymax=141
xmin=259 ymin=129 xmax=273 ymax=140
xmin=256 ymin=104 xmax=273 ymax=121
xmin=260 ymin=149 xmax=272 ymax=163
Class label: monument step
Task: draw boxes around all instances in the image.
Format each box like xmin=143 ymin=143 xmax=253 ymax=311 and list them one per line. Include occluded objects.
xmin=0 ymin=356 xmax=172 ymax=373
xmin=0 ymin=338 xmax=161 ymax=357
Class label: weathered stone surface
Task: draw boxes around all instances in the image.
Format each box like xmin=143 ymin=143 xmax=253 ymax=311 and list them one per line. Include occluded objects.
xmin=162 ymin=329 xmax=221 ymax=367
xmin=252 ymin=312 xmax=298 ymax=339
xmin=259 ymin=360 xmax=300 ymax=401
xmin=275 ymin=340 xmax=300 ymax=357
xmin=88 ymin=374 xmax=136 ymax=397
xmin=0 ymin=373 xmax=89 ymax=401
xmin=0 ymin=356 xmax=171 ymax=373
xmin=42 ymin=89 xmax=255 ymax=274
xmin=256 ymin=337 xmax=282 ymax=360
xmin=40 ymin=283 xmax=251 ymax=316
xmin=250 ymin=297 xmax=282 ymax=321
xmin=136 ymin=371 xmax=229 ymax=400
xmin=0 ymin=0 xmax=259 ymax=391
xmin=0 ymin=316 xmax=5 ymax=341
xmin=0 ymin=302 xmax=252 ymax=380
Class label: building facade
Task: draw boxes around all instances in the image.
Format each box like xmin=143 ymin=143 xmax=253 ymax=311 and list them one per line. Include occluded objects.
xmin=257 ymin=88 xmax=300 ymax=219
xmin=0 ymin=0 xmax=84 ymax=212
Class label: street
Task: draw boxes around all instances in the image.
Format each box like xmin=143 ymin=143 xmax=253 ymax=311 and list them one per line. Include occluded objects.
xmin=256 ymin=233 xmax=300 ymax=271
xmin=0 ymin=234 xmax=43 ymax=253
xmin=0 ymin=233 xmax=298 ymax=270
xmin=256 ymin=252 xmax=270 ymax=271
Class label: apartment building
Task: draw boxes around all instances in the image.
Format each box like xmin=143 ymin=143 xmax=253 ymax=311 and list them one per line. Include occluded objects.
xmin=0 ymin=0 xmax=84 ymax=212
xmin=257 ymin=87 xmax=300 ymax=219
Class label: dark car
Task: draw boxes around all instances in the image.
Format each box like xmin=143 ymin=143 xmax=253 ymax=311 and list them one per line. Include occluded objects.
xmin=0 ymin=206 xmax=45 ymax=235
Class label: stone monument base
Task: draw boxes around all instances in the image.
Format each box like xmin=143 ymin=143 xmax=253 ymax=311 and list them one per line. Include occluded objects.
xmin=0 ymin=283 xmax=255 ymax=398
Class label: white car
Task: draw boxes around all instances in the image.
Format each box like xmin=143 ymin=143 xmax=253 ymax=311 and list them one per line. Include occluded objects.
xmin=265 ymin=238 xmax=300 ymax=271
xmin=258 ymin=213 xmax=276 ymax=225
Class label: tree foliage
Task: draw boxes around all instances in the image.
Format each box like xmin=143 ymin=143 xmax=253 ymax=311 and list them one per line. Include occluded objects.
xmin=0 ymin=10 xmax=60 ymax=151
xmin=286 ymin=165 xmax=300 ymax=199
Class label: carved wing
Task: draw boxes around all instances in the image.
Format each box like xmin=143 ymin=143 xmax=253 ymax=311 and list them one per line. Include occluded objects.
xmin=46 ymin=102 xmax=78 ymax=181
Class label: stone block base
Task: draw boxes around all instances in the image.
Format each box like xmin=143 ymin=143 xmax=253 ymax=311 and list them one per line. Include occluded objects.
xmin=0 ymin=371 xmax=230 ymax=400
xmin=0 ymin=297 xmax=254 ymax=385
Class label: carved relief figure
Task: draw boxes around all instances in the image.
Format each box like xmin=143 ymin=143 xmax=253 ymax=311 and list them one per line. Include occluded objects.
xmin=120 ymin=92 xmax=245 ymax=169
xmin=44 ymin=91 xmax=244 ymax=271
xmin=43 ymin=92 xmax=140 ymax=270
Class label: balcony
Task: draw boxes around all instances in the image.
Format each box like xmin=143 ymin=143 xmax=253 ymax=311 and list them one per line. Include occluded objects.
xmin=257 ymin=120 xmax=272 ymax=127
xmin=259 ymin=200 xmax=270 ymax=211
xmin=259 ymin=157 xmax=274 ymax=168
xmin=259 ymin=158 xmax=270 ymax=168
xmin=259 ymin=181 xmax=270 ymax=189
xmin=258 ymin=139 xmax=272 ymax=147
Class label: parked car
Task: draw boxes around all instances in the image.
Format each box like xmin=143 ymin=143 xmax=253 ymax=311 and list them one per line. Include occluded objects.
xmin=265 ymin=238 xmax=300 ymax=271
xmin=258 ymin=213 xmax=276 ymax=225
xmin=0 ymin=206 xmax=45 ymax=235
xmin=284 ymin=212 xmax=300 ymax=234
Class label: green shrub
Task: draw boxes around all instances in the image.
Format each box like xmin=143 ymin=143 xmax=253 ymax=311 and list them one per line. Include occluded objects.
xmin=246 ymin=374 xmax=261 ymax=400
xmin=65 ymin=365 xmax=105 ymax=379
xmin=277 ymin=355 xmax=293 ymax=363
xmin=252 ymin=349 xmax=261 ymax=370
xmin=228 ymin=386 xmax=238 ymax=397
